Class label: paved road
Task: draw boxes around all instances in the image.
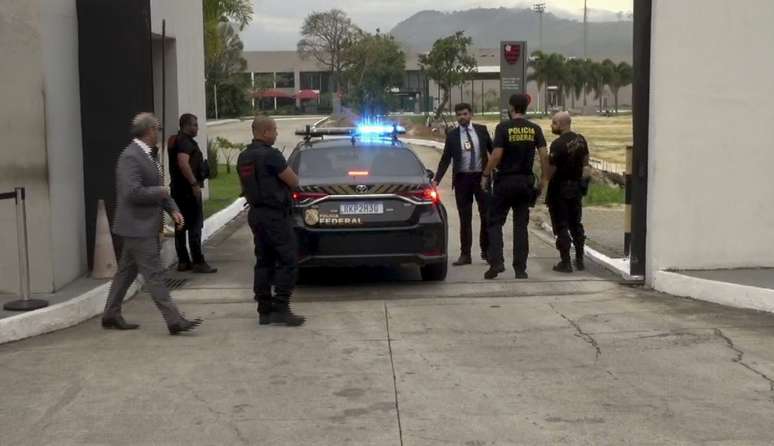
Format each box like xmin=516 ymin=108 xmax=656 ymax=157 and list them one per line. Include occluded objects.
xmin=2 ymin=141 xmax=774 ymax=445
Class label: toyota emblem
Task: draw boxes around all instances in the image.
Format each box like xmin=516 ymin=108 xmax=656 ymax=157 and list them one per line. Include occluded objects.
xmin=356 ymin=184 xmax=369 ymax=193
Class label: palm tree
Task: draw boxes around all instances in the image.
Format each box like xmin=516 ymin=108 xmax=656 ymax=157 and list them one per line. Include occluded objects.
xmin=564 ymin=58 xmax=587 ymax=110
xmin=606 ymin=61 xmax=633 ymax=114
xmin=528 ymin=51 xmax=567 ymax=114
xmin=586 ymin=60 xmax=612 ymax=114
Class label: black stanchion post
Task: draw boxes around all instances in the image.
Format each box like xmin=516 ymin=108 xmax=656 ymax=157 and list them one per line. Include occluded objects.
xmin=4 ymin=187 xmax=49 ymax=311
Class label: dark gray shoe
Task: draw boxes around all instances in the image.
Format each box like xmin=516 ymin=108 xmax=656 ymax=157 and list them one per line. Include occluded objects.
xmin=102 ymin=316 xmax=140 ymax=330
xmin=168 ymin=318 xmax=203 ymax=335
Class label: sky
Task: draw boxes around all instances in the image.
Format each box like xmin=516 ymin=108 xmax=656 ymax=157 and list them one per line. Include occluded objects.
xmin=241 ymin=0 xmax=634 ymax=51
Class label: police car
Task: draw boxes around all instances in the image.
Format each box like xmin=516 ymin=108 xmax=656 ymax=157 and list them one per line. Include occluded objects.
xmin=288 ymin=123 xmax=448 ymax=281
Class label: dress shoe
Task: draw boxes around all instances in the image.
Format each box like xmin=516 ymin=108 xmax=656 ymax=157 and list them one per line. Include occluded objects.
xmin=102 ymin=317 xmax=140 ymax=330
xmin=484 ymin=264 xmax=506 ymax=280
xmin=177 ymin=262 xmax=192 ymax=272
xmin=168 ymin=317 xmax=203 ymax=335
xmin=259 ymin=313 xmax=272 ymax=325
xmin=514 ymin=271 xmax=529 ymax=280
xmin=553 ymin=261 xmax=574 ymax=273
xmin=452 ymin=255 xmax=472 ymax=266
xmin=575 ymin=258 xmax=586 ymax=271
xmin=270 ymin=307 xmax=305 ymax=327
xmin=192 ymin=262 xmax=218 ymax=274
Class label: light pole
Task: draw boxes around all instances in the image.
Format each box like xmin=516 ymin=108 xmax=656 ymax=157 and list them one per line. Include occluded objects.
xmin=532 ymin=3 xmax=546 ymax=52
xmin=533 ymin=3 xmax=546 ymax=114
xmin=583 ymin=0 xmax=589 ymax=60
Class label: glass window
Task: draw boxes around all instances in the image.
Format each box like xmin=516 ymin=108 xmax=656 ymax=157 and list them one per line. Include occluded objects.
xmin=275 ymin=72 xmax=294 ymax=88
xmin=295 ymin=147 xmax=424 ymax=179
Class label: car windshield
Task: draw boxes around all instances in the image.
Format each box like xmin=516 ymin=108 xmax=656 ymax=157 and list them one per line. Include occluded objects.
xmin=296 ymin=146 xmax=424 ymax=179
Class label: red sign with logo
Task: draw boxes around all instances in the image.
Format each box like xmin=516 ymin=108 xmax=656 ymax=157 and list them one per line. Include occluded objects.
xmin=503 ymin=44 xmax=521 ymax=65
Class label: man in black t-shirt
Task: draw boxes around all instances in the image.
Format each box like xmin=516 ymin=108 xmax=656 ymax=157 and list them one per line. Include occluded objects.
xmin=546 ymin=111 xmax=590 ymax=273
xmin=482 ymin=94 xmax=550 ymax=280
xmin=237 ymin=116 xmax=305 ymax=327
xmin=169 ymin=114 xmax=217 ymax=274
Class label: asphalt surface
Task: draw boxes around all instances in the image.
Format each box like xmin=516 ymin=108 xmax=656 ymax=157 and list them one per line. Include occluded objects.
xmin=2 ymin=122 xmax=774 ymax=445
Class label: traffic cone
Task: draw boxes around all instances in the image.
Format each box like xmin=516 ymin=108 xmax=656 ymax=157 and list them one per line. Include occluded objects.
xmin=92 ymin=199 xmax=117 ymax=279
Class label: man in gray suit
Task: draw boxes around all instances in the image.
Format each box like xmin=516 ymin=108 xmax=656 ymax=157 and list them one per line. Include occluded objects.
xmin=102 ymin=113 xmax=202 ymax=335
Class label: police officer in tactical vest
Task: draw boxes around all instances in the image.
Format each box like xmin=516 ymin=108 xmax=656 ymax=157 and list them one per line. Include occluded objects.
xmin=238 ymin=116 xmax=305 ymax=326
xmin=482 ymin=94 xmax=550 ymax=280
xmin=546 ymin=111 xmax=590 ymax=273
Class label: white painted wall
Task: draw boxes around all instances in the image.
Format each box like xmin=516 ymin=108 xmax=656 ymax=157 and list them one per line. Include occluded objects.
xmin=41 ymin=0 xmax=87 ymax=290
xmin=647 ymin=0 xmax=774 ymax=282
xmin=150 ymin=0 xmax=208 ymax=152
xmin=0 ymin=0 xmax=55 ymax=294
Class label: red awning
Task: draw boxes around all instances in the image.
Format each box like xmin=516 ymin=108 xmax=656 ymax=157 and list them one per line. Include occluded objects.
xmin=254 ymin=88 xmax=292 ymax=99
xmin=295 ymin=89 xmax=320 ymax=100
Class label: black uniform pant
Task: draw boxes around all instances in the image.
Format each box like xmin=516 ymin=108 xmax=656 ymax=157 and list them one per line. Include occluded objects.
xmin=454 ymin=172 xmax=489 ymax=257
xmin=487 ymin=174 xmax=533 ymax=273
xmin=548 ymin=186 xmax=585 ymax=262
xmin=173 ymin=192 xmax=204 ymax=265
xmin=248 ymin=207 xmax=298 ymax=313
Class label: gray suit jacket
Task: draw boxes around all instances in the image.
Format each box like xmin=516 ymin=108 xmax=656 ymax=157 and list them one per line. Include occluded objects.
xmin=113 ymin=141 xmax=179 ymax=238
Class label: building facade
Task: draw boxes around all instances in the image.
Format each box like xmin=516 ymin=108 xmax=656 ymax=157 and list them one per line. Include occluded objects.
xmin=243 ymin=48 xmax=632 ymax=115
xmin=0 ymin=0 xmax=206 ymax=294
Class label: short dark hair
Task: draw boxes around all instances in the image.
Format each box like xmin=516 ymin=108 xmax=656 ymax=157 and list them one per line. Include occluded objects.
xmin=508 ymin=94 xmax=530 ymax=114
xmin=179 ymin=113 xmax=197 ymax=129
xmin=454 ymin=103 xmax=472 ymax=114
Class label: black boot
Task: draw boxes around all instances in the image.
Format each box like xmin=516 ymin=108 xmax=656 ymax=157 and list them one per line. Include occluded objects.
xmin=257 ymin=300 xmax=272 ymax=325
xmin=575 ymin=242 xmax=586 ymax=271
xmin=553 ymin=261 xmax=573 ymax=273
xmin=484 ymin=264 xmax=506 ymax=280
xmin=553 ymin=249 xmax=574 ymax=273
xmin=270 ymin=300 xmax=305 ymax=327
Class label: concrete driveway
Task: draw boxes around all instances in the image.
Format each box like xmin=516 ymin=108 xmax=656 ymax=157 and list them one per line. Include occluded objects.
xmin=1 ymin=142 xmax=774 ymax=445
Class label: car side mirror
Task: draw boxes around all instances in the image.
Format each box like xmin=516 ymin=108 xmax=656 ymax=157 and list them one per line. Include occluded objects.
xmin=426 ymin=169 xmax=435 ymax=180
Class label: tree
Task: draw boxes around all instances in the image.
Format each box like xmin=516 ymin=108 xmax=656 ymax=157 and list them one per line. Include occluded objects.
xmin=419 ymin=31 xmax=477 ymax=120
xmin=203 ymin=0 xmax=253 ymax=119
xmin=564 ymin=58 xmax=588 ymax=110
xmin=204 ymin=0 xmax=253 ymax=66
xmin=206 ymin=21 xmax=250 ymax=118
xmin=297 ymin=10 xmax=362 ymax=96
xmin=344 ymin=33 xmax=406 ymax=116
xmin=606 ymin=61 xmax=633 ymax=114
xmin=528 ymin=51 xmax=567 ymax=114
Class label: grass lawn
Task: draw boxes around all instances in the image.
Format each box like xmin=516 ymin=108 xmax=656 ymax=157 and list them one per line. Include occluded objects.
xmin=479 ymin=115 xmax=633 ymax=164
xmin=583 ymin=181 xmax=625 ymax=207
xmin=203 ymin=164 xmax=242 ymax=218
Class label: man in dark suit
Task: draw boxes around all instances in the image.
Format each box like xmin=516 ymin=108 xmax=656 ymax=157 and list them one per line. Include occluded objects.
xmin=434 ymin=103 xmax=494 ymax=266
xmin=102 ymin=112 xmax=202 ymax=335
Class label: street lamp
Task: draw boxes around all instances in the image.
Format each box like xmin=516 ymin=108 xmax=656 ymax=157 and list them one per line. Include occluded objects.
xmin=532 ymin=3 xmax=546 ymax=52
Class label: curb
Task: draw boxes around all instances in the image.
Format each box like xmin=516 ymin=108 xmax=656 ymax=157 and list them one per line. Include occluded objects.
xmin=537 ymin=222 xmax=642 ymax=282
xmin=206 ymin=119 xmax=240 ymax=127
xmin=0 ymin=198 xmax=246 ymax=345
xmin=653 ymin=271 xmax=774 ymax=314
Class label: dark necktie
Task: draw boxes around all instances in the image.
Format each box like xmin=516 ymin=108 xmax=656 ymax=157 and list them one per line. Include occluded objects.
xmin=464 ymin=127 xmax=477 ymax=171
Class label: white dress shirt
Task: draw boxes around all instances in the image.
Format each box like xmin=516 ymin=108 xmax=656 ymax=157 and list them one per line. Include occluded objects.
xmin=458 ymin=124 xmax=482 ymax=172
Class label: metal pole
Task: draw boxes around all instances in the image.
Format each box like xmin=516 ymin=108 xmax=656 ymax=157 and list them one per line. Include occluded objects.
xmin=4 ymin=188 xmax=48 ymax=311
xmin=214 ymin=83 xmax=219 ymax=119
xmin=161 ymin=20 xmax=166 ymax=180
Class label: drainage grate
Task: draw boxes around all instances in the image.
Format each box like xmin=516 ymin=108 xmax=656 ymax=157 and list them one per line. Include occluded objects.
xmin=165 ymin=278 xmax=189 ymax=290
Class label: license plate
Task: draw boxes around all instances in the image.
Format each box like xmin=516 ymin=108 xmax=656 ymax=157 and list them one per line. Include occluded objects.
xmin=340 ymin=202 xmax=384 ymax=215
